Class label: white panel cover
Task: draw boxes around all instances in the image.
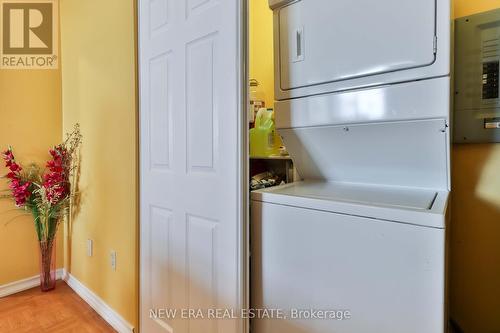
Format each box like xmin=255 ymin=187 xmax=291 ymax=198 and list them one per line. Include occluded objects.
xmin=275 ymin=77 xmax=451 ymax=129
xmin=279 ymin=119 xmax=449 ymax=189
xmin=278 ymin=0 xmax=436 ymax=91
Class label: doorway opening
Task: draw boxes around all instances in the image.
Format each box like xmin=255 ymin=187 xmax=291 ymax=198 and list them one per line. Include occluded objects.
xmin=247 ymin=0 xmax=297 ymax=194
xmin=246 ymin=1 xmax=298 ymax=332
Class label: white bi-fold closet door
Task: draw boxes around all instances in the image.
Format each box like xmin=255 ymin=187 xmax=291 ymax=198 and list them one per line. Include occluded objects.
xmin=138 ymin=0 xmax=245 ymax=332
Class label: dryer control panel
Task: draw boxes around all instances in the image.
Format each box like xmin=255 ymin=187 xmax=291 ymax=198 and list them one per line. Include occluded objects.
xmin=454 ymin=8 xmax=500 ymax=143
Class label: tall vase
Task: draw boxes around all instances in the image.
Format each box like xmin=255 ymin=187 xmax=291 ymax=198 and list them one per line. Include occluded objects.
xmin=39 ymin=237 xmax=56 ymax=292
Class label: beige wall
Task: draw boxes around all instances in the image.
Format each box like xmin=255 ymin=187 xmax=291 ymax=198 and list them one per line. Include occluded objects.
xmin=0 ymin=62 xmax=63 ymax=284
xmin=450 ymin=2 xmax=500 ymax=332
xmin=60 ymin=0 xmax=138 ymax=328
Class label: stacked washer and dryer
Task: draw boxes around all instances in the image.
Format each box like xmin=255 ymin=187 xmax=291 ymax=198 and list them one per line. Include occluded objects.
xmin=251 ymin=0 xmax=451 ymax=332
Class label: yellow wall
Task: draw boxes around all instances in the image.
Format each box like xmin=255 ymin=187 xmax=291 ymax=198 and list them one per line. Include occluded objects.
xmin=60 ymin=0 xmax=138 ymax=328
xmin=450 ymin=2 xmax=500 ymax=332
xmin=455 ymin=0 xmax=500 ymax=18
xmin=0 ymin=59 xmax=63 ymax=284
xmin=249 ymin=0 xmax=274 ymax=107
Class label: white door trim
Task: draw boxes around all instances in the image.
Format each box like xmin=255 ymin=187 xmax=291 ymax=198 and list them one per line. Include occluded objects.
xmin=237 ymin=0 xmax=249 ymax=332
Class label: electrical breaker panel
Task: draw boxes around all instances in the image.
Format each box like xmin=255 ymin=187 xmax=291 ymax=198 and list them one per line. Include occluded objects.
xmin=454 ymin=8 xmax=500 ymax=143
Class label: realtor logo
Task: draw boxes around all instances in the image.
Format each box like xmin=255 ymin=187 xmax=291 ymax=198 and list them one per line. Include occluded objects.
xmin=1 ymin=0 xmax=58 ymax=69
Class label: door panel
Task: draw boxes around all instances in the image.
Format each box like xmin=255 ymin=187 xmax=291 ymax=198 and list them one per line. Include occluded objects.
xmin=278 ymin=0 xmax=436 ymax=91
xmin=139 ymin=0 xmax=244 ymax=332
xmin=186 ymin=33 xmax=218 ymax=172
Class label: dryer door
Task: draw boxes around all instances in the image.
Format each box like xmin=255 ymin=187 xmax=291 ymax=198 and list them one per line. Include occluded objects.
xmin=278 ymin=0 xmax=437 ymax=93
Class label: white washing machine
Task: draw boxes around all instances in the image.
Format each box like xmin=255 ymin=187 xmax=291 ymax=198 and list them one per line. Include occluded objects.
xmin=251 ymin=182 xmax=449 ymax=333
xmin=251 ymin=0 xmax=451 ymax=332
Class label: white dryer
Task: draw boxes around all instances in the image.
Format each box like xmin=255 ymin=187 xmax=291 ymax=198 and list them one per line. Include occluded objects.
xmin=251 ymin=0 xmax=451 ymax=332
xmin=269 ymin=0 xmax=450 ymax=100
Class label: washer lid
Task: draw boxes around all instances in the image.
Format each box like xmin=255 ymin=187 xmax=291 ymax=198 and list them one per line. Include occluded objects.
xmin=251 ymin=181 xmax=449 ymax=228
xmin=269 ymin=181 xmax=437 ymax=210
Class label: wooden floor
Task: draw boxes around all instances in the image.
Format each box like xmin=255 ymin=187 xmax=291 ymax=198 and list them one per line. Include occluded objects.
xmin=0 ymin=281 xmax=115 ymax=332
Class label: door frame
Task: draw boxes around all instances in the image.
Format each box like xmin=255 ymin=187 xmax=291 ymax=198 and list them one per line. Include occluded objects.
xmin=237 ymin=1 xmax=249 ymax=333
xmin=239 ymin=0 xmax=250 ymax=332
xmin=136 ymin=0 xmax=249 ymax=332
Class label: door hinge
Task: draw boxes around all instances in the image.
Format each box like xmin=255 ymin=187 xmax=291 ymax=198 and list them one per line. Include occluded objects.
xmin=433 ymin=36 xmax=438 ymax=54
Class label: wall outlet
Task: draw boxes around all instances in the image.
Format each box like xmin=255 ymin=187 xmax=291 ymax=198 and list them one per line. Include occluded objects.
xmin=110 ymin=250 xmax=117 ymax=271
xmin=87 ymin=239 xmax=93 ymax=257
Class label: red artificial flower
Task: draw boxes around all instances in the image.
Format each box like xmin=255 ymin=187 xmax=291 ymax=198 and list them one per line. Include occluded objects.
xmin=9 ymin=179 xmax=20 ymax=189
xmin=49 ymin=149 xmax=58 ymax=158
xmin=2 ymin=150 xmax=13 ymax=161
xmin=43 ymin=146 xmax=70 ymax=205
xmin=2 ymin=148 xmax=32 ymax=207
xmin=46 ymin=160 xmax=63 ymax=173
xmin=8 ymin=162 xmax=21 ymax=172
xmin=12 ymin=180 xmax=31 ymax=206
xmin=6 ymin=172 xmax=17 ymax=179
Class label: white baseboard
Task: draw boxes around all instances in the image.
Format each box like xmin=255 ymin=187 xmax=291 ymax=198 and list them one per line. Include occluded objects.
xmin=64 ymin=273 xmax=134 ymax=333
xmin=0 ymin=268 xmax=66 ymax=298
